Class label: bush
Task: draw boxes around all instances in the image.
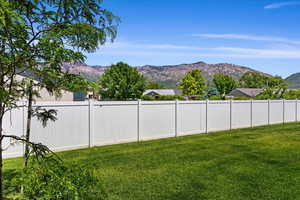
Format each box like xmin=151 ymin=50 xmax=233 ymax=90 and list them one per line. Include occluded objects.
xmin=141 ymin=95 xmax=185 ymax=101
xmin=9 ymin=158 xmax=107 ymax=200
xmin=233 ymin=96 xmax=252 ymax=100
xmin=209 ymin=96 xmax=222 ymax=100
xmin=141 ymin=95 xmax=156 ymax=101
xmin=187 ymin=95 xmax=205 ymax=100
xmin=283 ymin=89 xmax=300 ymax=99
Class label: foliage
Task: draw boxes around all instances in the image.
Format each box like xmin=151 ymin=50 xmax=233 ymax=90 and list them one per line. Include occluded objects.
xmin=179 ymin=70 xmax=206 ymax=96
xmin=255 ymin=88 xmax=285 ymax=100
xmin=284 ymin=89 xmax=300 ymax=99
xmin=99 ymin=62 xmax=146 ymax=100
xmin=267 ymin=76 xmax=288 ymax=89
xmin=213 ymin=73 xmax=237 ymax=99
xmin=0 ymin=0 xmax=119 ymax=198
xmin=188 ymin=96 xmax=206 ymax=100
xmin=205 ymin=87 xmax=220 ymax=98
xmin=141 ymin=95 xmax=185 ymax=101
xmin=239 ymin=72 xmax=287 ymax=90
xmin=8 ymin=158 xmax=106 ymax=200
xmin=255 ymin=76 xmax=288 ymax=100
xmin=233 ymin=96 xmax=252 ymax=100
xmin=145 ymin=80 xmax=165 ymax=89
xmin=209 ymin=95 xmax=222 ymax=100
xmin=239 ymin=72 xmax=268 ymax=88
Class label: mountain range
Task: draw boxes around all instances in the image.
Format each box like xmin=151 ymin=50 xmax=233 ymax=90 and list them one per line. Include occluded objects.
xmin=63 ymin=61 xmax=263 ymax=88
xmin=285 ymin=73 xmax=300 ymax=89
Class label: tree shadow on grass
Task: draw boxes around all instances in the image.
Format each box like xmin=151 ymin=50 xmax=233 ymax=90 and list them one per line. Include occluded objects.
xmin=3 ymin=169 xmax=21 ymax=199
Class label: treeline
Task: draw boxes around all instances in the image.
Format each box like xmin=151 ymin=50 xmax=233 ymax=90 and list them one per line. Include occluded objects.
xmin=94 ymin=62 xmax=296 ymax=101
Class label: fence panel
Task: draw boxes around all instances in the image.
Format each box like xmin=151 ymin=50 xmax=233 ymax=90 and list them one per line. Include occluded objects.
xmin=3 ymin=103 xmax=24 ymax=158
xmin=297 ymin=100 xmax=300 ymax=121
xmin=140 ymin=101 xmax=175 ymax=140
xmin=270 ymin=100 xmax=283 ymax=124
xmin=252 ymin=101 xmax=268 ymax=126
xmin=232 ymin=101 xmax=251 ymax=129
xmin=92 ymin=102 xmax=138 ymax=145
xmin=3 ymin=99 xmax=300 ymax=158
xmin=30 ymin=101 xmax=90 ymax=152
xmin=178 ymin=101 xmax=205 ymax=136
xmin=285 ymin=100 xmax=296 ymax=122
xmin=207 ymin=101 xmax=230 ymax=131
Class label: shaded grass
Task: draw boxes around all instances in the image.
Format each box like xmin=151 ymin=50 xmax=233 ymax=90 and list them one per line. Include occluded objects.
xmin=5 ymin=122 xmax=300 ymax=200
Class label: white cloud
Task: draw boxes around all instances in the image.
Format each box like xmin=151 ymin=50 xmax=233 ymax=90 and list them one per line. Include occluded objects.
xmin=100 ymin=41 xmax=203 ymax=50
xmin=212 ymin=47 xmax=300 ymax=58
xmin=264 ymin=1 xmax=300 ymax=9
xmin=193 ymin=33 xmax=300 ymax=45
xmin=95 ymin=41 xmax=300 ymax=59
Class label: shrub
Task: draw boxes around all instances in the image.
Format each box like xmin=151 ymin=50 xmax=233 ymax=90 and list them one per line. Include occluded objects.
xmin=141 ymin=95 xmax=185 ymax=101
xmin=188 ymin=95 xmax=206 ymax=100
xmin=233 ymin=96 xmax=252 ymax=100
xmin=9 ymin=158 xmax=107 ymax=200
xmin=209 ymin=96 xmax=222 ymax=100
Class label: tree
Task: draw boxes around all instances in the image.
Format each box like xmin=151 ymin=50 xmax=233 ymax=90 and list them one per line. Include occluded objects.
xmin=99 ymin=62 xmax=146 ymax=100
xmin=239 ymin=72 xmax=267 ymax=88
xmin=239 ymin=72 xmax=287 ymax=90
xmin=0 ymin=0 xmax=119 ymax=198
xmin=205 ymin=87 xmax=220 ymax=98
xmin=213 ymin=73 xmax=237 ymax=99
xmin=145 ymin=80 xmax=165 ymax=89
xmin=179 ymin=70 xmax=206 ymax=96
xmin=267 ymin=76 xmax=287 ymax=89
xmin=22 ymin=73 xmax=89 ymax=168
xmin=256 ymin=76 xmax=288 ymax=100
xmin=284 ymin=89 xmax=300 ymax=99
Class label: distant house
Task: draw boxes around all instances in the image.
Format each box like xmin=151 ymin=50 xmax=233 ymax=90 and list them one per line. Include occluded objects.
xmin=73 ymin=90 xmax=100 ymax=101
xmin=229 ymin=88 xmax=263 ymax=98
xmin=143 ymin=89 xmax=182 ymax=97
xmin=16 ymin=75 xmax=74 ymax=101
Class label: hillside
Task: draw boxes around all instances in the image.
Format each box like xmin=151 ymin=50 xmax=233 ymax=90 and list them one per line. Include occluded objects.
xmin=63 ymin=61 xmax=262 ymax=88
xmin=286 ymin=73 xmax=300 ymax=89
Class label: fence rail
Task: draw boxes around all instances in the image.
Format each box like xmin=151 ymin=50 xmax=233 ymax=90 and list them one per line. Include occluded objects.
xmin=3 ymin=99 xmax=299 ymax=158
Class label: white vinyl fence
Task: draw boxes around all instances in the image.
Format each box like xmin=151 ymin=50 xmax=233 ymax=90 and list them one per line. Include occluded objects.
xmin=3 ymin=99 xmax=300 ymax=158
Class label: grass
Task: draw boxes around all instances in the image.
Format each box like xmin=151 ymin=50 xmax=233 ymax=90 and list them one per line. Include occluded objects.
xmin=5 ymin=122 xmax=300 ymax=200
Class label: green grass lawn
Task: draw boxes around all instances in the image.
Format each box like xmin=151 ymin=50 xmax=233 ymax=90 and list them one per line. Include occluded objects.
xmin=5 ymin=122 xmax=300 ymax=200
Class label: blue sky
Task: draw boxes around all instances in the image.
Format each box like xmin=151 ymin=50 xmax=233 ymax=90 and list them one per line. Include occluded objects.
xmin=85 ymin=0 xmax=300 ymax=78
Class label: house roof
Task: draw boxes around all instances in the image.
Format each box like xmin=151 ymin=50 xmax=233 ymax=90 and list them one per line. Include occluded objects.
xmin=143 ymin=89 xmax=182 ymax=96
xmin=229 ymin=88 xmax=263 ymax=97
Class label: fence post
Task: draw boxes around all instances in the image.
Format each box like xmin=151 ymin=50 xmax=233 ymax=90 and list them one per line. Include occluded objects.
xmin=268 ymin=99 xmax=270 ymax=125
xmin=88 ymin=99 xmax=93 ymax=148
xmin=206 ymin=99 xmax=208 ymax=133
xmin=175 ymin=99 xmax=178 ymax=137
xmin=283 ymin=99 xmax=285 ymax=124
xmin=296 ymin=99 xmax=298 ymax=122
xmin=137 ymin=99 xmax=141 ymax=142
xmin=230 ymin=100 xmax=232 ymax=130
xmin=250 ymin=99 xmax=253 ymax=127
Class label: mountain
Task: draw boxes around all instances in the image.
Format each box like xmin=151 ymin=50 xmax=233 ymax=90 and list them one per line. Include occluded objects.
xmin=286 ymin=73 xmax=300 ymax=89
xmin=63 ymin=61 xmax=263 ymax=88
xmin=137 ymin=62 xmax=260 ymax=88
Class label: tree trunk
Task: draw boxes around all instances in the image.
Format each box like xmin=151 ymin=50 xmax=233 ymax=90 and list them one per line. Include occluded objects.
xmin=0 ymin=103 xmax=4 ymax=200
xmin=23 ymin=81 xmax=33 ymax=168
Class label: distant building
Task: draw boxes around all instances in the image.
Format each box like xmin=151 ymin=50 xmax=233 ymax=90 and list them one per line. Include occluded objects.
xmin=143 ymin=89 xmax=182 ymax=97
xmin=16 ymin=75 xmax=74 ymax=101
xmin=229 ymin=88 xmax=263 ymax=98
xmin=73 ymin=90 xmax=100 ymax=101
